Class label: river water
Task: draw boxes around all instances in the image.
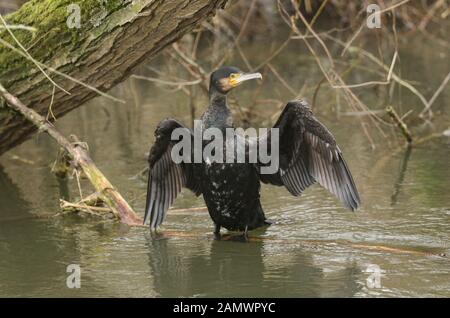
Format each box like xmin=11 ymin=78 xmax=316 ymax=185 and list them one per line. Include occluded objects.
xmin=0 ymin=15 xmax=449 ymax=297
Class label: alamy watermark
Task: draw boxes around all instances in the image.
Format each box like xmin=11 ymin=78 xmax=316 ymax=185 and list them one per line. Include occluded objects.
xmin=365 ymin=264 xmax=384 ymax=289
xmin=66 ymin=4 xmax=81 ymax=29
xmin=366 ymin=4 xmax=381 ymax=29
xmin=66 ymin=264 xmax=81 ymax=289
xmin=171 ymin=120 xmax=279 ymax=174
xmin=66 ymin=0 xmax=109 ymax=29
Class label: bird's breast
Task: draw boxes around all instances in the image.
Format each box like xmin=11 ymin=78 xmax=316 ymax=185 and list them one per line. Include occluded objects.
xmin=201 ymin=162 xmax=260 ymax=219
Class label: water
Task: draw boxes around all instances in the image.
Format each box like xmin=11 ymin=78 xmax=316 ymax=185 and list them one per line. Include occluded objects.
xmin=0 ymin=19 xmax=449 ymax=297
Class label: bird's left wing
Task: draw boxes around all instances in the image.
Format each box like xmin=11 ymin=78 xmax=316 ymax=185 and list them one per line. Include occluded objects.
xmin=257 ymin=100 xmax=361 ymax=210
xmin=144 ymin=119 xmax=201 ymax=229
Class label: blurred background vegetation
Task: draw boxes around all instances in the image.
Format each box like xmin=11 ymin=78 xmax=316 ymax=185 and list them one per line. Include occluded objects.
xmin=1 ymin=0 xmax=449 ymax=146
xmin=120 ymin=0 xmax=450 ymax=145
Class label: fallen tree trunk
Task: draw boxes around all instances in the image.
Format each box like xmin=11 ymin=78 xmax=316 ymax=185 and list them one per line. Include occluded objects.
xmin=0 ymin=83 xmax=142 ymax=225
xmin=0 ymin=0 xmax=227 ymax=155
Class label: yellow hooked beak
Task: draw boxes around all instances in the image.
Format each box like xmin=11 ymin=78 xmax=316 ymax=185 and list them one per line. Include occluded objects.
xmin=229 ymin=72 xmax=262 ymax=87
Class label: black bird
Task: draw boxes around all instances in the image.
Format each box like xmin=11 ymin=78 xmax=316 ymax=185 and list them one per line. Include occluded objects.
xmin=144 ymin=66 xmax=360 ymax=234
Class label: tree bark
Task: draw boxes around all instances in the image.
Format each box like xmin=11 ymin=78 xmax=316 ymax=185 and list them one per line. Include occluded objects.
xmin=0 ymin=0 xmax=227 ymax=155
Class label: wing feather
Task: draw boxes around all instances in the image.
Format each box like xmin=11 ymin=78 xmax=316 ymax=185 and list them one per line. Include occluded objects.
xmin=258 ymin=100 xmax=361 ymax=211
xmin=144 ymin=119 xmax=201 ymax=229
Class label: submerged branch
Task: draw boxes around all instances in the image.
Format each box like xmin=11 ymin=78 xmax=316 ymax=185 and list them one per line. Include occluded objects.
xmin=0 ymin=84 xmax=142 ymax=226
xmin=156 ymin=230 xmax=447 ymax=258
xmin=386 ymin=106 xmax=413 ymax=144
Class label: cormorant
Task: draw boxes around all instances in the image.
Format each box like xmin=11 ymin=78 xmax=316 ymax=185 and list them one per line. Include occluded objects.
xmin=144 ymin=66 xmax=360 ymax=235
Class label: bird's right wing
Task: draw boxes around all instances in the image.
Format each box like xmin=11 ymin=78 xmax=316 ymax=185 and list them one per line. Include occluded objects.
xmin=144 ymin=119 xmax=201 ymax=229
xmin=257 ymin=100 xmax=360 ymax=211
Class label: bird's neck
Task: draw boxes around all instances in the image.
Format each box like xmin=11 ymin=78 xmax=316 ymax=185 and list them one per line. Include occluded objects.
xmin=209 ymin=88 xmax=227 ymax=108
xmin=203 ymin=89 xmax=232 ymax=130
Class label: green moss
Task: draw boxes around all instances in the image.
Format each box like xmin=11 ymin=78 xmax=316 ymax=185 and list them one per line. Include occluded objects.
xmin=0 ymin=0 xmax=129 ymax=88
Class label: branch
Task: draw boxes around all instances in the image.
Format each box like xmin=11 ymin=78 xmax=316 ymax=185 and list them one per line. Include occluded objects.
xmin=385 ymin=106 xmax=413 ymax=144
xmin=0 ymin=83 xmax=142 ymax=226
xmin=0 ymin=0 xmax=228 ymax=155
xmin=419 ymin=71 xmax=450 ymax=118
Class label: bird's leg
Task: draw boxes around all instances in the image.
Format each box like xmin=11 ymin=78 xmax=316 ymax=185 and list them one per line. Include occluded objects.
xmin=243 ymin=225 xmax=249 ymax=241
xmin=214 ymin=223 xmax=221 ymax=240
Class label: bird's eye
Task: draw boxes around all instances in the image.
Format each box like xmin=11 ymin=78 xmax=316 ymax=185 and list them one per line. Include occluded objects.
xmin=230 ymin=73 xmax=238 ymax=79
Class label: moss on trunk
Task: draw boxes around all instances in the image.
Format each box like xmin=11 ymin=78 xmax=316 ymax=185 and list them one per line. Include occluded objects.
xmin=0 ymin=0 xmax=227 ymax=155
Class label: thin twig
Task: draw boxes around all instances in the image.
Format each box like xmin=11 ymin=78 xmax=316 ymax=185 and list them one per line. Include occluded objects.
xmin=0 ymin=13 xmax=69 ymax=95
xmin=213 ymin=0 xmax=257 ymax=69
xmin=378 ymin=0 xmax=411 ymax=15
xmin=131 ymin=75 xmax=202 ymax=86
xmin=420 ymin=71 xmax=450 ymax=118
xmin=0 ymin=38 xmax=125 ymax=104
xmin=333 ymin=51 xmax=397 ymax=88
xmin=46 ymin=85 xmax=56 ymax=121
xmin=0 ymin=24 xmax=37 ymax=32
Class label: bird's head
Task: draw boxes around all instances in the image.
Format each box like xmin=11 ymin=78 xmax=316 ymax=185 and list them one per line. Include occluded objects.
xmin=209 ymin=66 xmax=262 ymax=95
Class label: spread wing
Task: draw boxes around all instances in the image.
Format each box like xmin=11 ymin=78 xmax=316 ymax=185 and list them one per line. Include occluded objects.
xmin=257 ymin=100 xmax=360 ymax=210
xmin=144 ymin=119 xmax=201 ymax=229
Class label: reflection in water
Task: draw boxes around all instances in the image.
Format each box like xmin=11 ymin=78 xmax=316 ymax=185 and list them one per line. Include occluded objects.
xmin=56 ymin=176 xmax=70 ymax=202
xmin=145 ymin=234 xmax=363 ymax=297
xmin=390 ymin=145 xmax=412 ymax=206
xmin=0 ymin=165 xmax=30 ymax=220
xmin=321 ymin=263 xmax=362 ymax=298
